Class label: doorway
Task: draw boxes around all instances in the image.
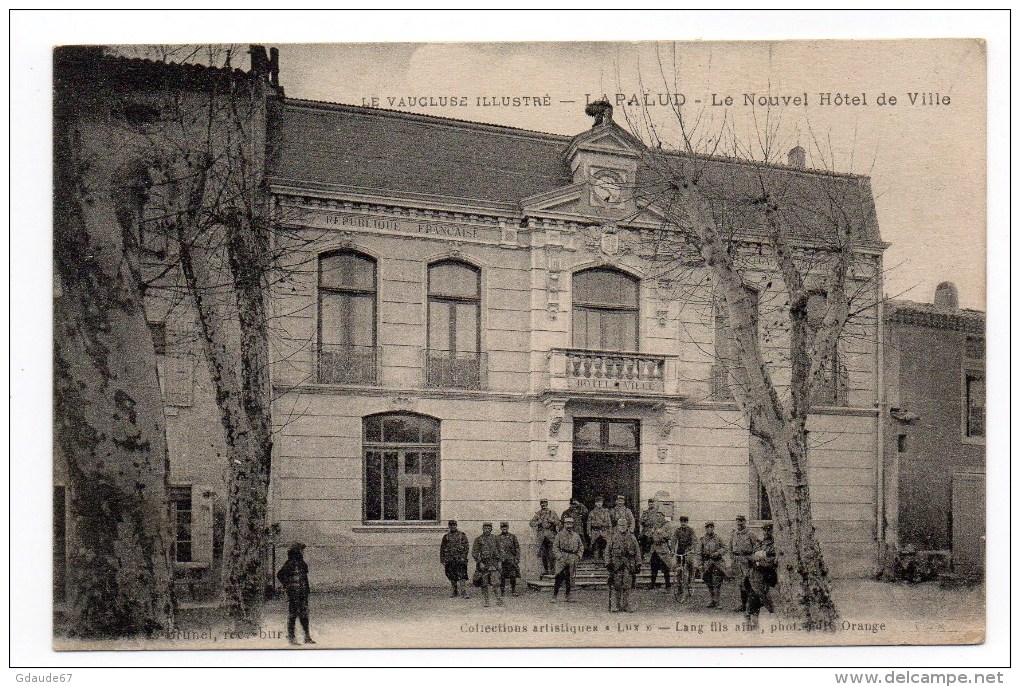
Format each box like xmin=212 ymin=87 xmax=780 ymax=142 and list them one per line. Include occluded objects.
xmin=571 ymin=418 xmax=641 ymax=513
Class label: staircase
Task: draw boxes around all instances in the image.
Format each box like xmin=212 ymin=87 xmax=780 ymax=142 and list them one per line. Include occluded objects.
xmin=527 ymin=558 xmax=698 ymax=591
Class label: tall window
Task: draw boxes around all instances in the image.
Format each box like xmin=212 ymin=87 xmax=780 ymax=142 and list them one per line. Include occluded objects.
xmin=426 ymin=261 xmax=482 ymax=388
xmin=712 ymin=288 xmax=759 ymax=401
xmin=572 ymin=267 xmax=639 ymax=351
xmin=170 ymin=486 xmax=193 ymax=563
xmin=806 ymin=292 xmax=848 ymax=406
xmin=363 ymin=413 xmax=440 ymax=522
xmin=964 ymin=336 xmax=985 ymax=439
xmin=318 ymin=251 xmax=377 ymax=384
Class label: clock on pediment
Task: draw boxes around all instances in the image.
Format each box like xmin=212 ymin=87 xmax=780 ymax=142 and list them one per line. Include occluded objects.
xmin=590 ymin=169 xmax=624 ymax=206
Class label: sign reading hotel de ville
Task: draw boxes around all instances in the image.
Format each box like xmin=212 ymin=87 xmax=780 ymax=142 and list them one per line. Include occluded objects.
xmin=49 ymin=37 xmax=987 ymax=656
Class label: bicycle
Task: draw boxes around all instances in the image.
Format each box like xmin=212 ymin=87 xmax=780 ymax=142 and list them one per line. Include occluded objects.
xmin=672 ymin=551 xmax=695 ymax=603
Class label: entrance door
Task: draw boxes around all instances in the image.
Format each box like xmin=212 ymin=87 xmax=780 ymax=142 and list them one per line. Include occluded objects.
xmin=571 ymin=418 xmax=640 ymax=512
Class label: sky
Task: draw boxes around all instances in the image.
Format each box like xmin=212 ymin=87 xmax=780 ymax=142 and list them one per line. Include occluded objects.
xmin=278 ymin=40 xmax=987 ymax=309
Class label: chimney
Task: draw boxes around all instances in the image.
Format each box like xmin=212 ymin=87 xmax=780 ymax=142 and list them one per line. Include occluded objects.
xmin=584 ymin=100 xmax=613 ymax=127
xmin=787 ymin=146 xmax=806 ymax=168
xmin=934 ymin=282 xmax=959 ymax=311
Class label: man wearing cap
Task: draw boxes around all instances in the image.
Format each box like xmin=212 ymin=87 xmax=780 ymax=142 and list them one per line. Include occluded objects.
xmin=561 ymin=498 xmax=589 ymax=553
xmin=638 ymin=498 xmax=659 ymax=556
xmin=529 ymin=499 xmax=559 ymax=575
xmin=647 ymin=510 xmax=673 ymax=591
xmin=606 ymin=517 xmax=640 ymax=612
xmin=497 ymin=521 xmax=521 ymax=597
xmin=698 ymin=522 xmax=727 ymax=609
xmin=610 ymin=495 xmax=635 ymax=534
xmin=746 ymin=523 xmax=778 ymax=629
xmin=472 ymin=522 xmax=504 ymax=607
xmin=276 ymin=542 xmax=315 ymax=645
xmin=729 ymin=515 xmax=761 ymax=613
xmin=551 ymin=517 xmax=584 ymax=603
xmin=587 ymin=496 xmax=612 ymax=563
xmin=440 ymin=520 xmax=471 ymax=599
xmin=670 ymin=515 xmax=697 ymax=600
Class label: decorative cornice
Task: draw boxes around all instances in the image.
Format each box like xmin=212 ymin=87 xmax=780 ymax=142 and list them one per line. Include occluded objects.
xmin=887 ymin=305 xmax=985 ymax=334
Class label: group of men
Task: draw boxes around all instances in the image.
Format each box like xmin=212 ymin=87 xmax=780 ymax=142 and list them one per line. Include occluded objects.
xmin=438 ymin=497 xmax=778 ymax=624
xmin=528 ymin=497 xmax=779 ymax=622
xmin=440 ymin=520 xmax=522 ymax=607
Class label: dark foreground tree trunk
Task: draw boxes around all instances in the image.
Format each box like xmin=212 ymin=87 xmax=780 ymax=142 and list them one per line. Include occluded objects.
xmin=54 ymin=122 xmax=174 ymax=638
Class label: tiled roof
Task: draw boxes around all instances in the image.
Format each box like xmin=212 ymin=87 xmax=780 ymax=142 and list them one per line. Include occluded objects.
xmin=887 ymin=300 xmax=985 ymax=333
xmin=271 ymin=100 xmax=882 ymax=244
xmin=272 ymin=100 xmax=572 ymax=209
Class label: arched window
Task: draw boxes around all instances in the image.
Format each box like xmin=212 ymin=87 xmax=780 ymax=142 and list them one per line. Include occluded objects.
xmin=572 ymin=267 xmax=639 ymax=351
xmin=426 ymin=261 xmax=482 ymax=388
xmin=363 ymin=413 xmax=440 ymax=522
xmin=318 ymin=251 xmax=377 ymax=384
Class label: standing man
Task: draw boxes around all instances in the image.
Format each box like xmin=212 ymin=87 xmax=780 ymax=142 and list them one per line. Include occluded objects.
xmin=472 ymin=522 xmax=504 ymax=607
xmin=638 ymin=498 xmax=659 ymax=556
xmin=551 ymin=517 xmax=584 ymax=603
xmin=698 ymin=522 xmax=727 ymax=609
xmin=606 ymin=518 xmax=640 ymax=613
xmin=529 ymin=499 xmax=559 ymax=575
xmin=610 ymin=495 xmax=635 ymax=533
xmin=587 ymin=496 xmax=612 ymax=563
xmin=440 ymin=520 xmax=470 ymax=599
xmin=670 ymin=515 xmax=697 ymax=600
xmin=729 ymin=515 xmax=761 ymax=613
xmin=561 ymin=498 xmax=589 ymax=554
xmin=647 ymin=511 xmax=673 ymax=591
xmin=746 ymin=523 xmax=778 ymax=629
xmin=277 ymin=542 xmax=315 ymax=646
xmin=497 ymin=521 xmax=521 ymax=597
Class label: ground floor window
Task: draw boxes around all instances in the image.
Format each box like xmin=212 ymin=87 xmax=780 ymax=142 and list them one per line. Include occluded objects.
xmin=363 ymin=413 xmax=440 ymax=522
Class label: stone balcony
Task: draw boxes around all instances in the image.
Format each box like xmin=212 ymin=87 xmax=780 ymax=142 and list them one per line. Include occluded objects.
xmin=546 ymin=348 xmax=678 ymax=396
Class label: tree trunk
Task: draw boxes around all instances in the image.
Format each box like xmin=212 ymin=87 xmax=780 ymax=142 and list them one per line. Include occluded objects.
xmin=54 ymin=124 xmax=174 ymax=638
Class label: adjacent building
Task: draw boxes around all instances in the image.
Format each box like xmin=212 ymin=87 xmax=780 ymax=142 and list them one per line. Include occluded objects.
xmin=882 ymin=283 xmax=986 ymax=577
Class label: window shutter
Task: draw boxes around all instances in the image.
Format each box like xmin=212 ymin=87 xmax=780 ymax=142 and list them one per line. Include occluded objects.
xmin=165 ymin=355 xmax=194 ymax=407
xmin=191 ymin=485 xmax=216 ymax=566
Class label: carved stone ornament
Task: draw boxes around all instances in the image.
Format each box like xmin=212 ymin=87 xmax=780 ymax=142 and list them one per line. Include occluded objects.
xmin=391 ymin=396 xmax=414 ymax=411
xmin=600 ymin=225 xmax=620 ymax=256
xmin=547 ymin=443 xmax=559 ymax=458
xmin=657 ymin=446 xmax=669 ymax=462
xmin=656 ymin=307 xmax=669 ymax=327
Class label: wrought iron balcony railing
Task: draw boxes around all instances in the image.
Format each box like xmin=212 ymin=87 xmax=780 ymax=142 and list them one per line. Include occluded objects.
xmin=423 ymin=349 xmax=486 ymax=390
xmin=317 ymin=344 xmax=380 ymax=385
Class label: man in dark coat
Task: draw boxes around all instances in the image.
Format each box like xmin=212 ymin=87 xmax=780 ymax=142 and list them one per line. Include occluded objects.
xmin=698 ymin=522 xmax=727 ymax=609
xmin=638 ymin=498 xmax=659 ymax=556
xmin=647 ymin=511 xmax=673 ymax=591
xmin=730 ymin=515 xmax=761 ymax=612
xmin=587 ymin=496 xmax=613 ymax=563
xmin=746 ymin=523 xmax=778 ymax=629
xmin=670 ymin=515 xmax=697 ymax=600
xmin=529 ymin=499 xmax=559 ymax=574
xmin=277 ymin=542 xmax=315 ymax=646
xmin=497 ymin=521 xmax=521 ymax=596
xmin=440 ymin=519 xmax=470 ymax=598
xmin=561 ymin=498 xmax=589 ymax=554
xmin=551 ymin=517 xmax=584 ymax=603
xmin=472 ymin=522 xmax=504 ymax=607
xmin=606 ymin=518 xmax=640 ymax=612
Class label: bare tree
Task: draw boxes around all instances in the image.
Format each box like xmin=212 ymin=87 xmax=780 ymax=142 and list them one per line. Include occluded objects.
xmin=53 ymin=48 xmax=174 ymax=637
xmin=598 ymin=61 xmax=883 ymax=626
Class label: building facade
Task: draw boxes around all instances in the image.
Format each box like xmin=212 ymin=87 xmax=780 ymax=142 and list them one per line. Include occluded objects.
xmin=265 ymin=99 xmax=886 ymax=588
xmin=883 ymin=284 xmax=986 ymax=576
xmin=54 ymin=48 xmax=890 ymax=600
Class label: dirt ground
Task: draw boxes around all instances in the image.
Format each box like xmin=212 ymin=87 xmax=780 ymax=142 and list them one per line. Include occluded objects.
xmin=55 ymin=579 xmax=984 ymax=651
